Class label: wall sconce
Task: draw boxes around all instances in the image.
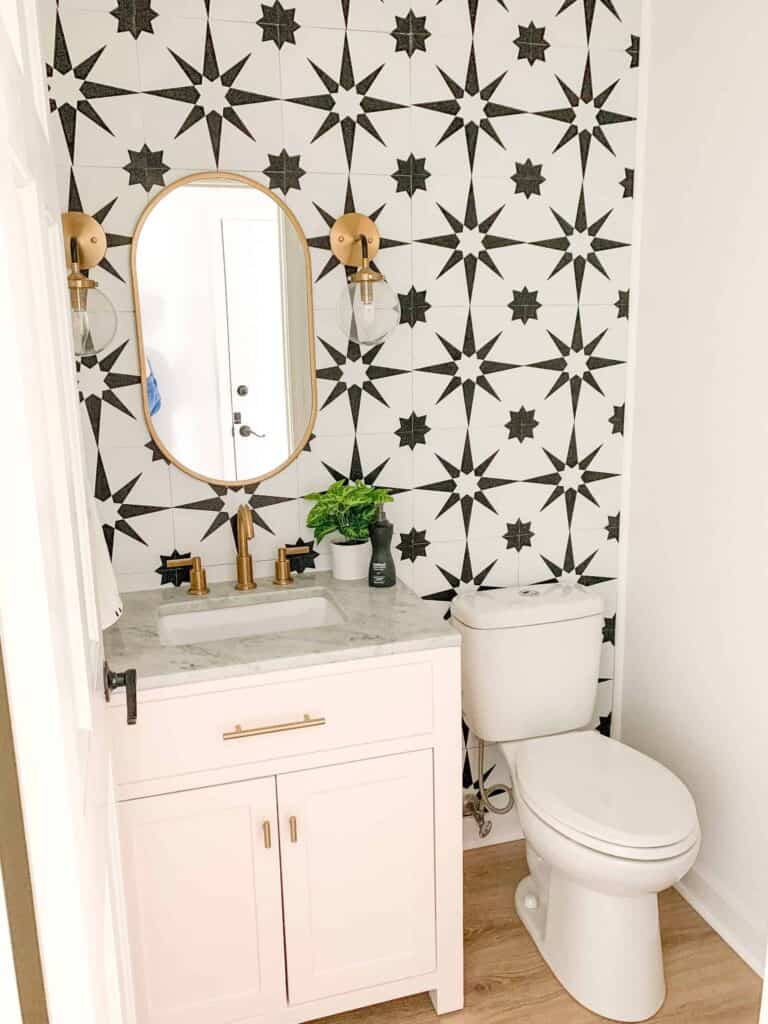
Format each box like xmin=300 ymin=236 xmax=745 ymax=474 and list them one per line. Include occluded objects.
xmin=330 ymin=214 xmax=399 ymax=346
xmin=62 ymin=212 xmax=117 ymax=357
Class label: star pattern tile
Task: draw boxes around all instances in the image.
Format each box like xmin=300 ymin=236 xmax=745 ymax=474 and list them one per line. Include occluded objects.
xmin=392 ymin=11 xmax=431 ymax=57
xmin=508 ymin=287 xmax=541 ymax=324
xmin=536 ymin=534 xmax=615 ymax=587
xmin=531 ymin=186 xmax=629 ymax=299
xmin=416 ymin=310 xmax=519 ymax=422
xmin=156 ymin=549 xmax=191 ymax=586
xmin=417 ymin=182 xmax=522 ymax=300
xmin=524 ymin=425 xmax=618 ymax=526
xmin=78 ymin=340 xmax=140 ymax=443
xmin=416 ymin=43 xmax=523 ymax=170
xmin=47 ymin=13 xmax=134 ymax=161
xmin=417 ymin=432 xmax=514 ymax=535
xmin=94 ymin=455 xmax=166 ymax=557
xmin=512 ymin=158 xmax=545 ymax=199
xmin=527 ymin=309 xmax=624 ymax=414
xmin=437 ymin=0 xmax=509 ymax=34
xmin=146 ymin=22 xmax=277 ymax=166
xmin=51 ymin=0 xmax=638 ymax=794
xmin=557 ymin=0 xmax=620 ymax=42
xmin=421 ymin=543 xmax=498 ymax=620
xmin=68 ymin=171 xmax=132 ymax=285
xmin=395 ymin=413 xmax=431 ymax=450
xmin=514 ymin=23 xmax=549 ymax=66
xmin=392 ymin=154 xmax=430 ymax=197
xmin=534 ymin=54 xmax=635 ymax=173
xmin=506 ymin=406 xmax=539 ymax=443
xmin=288 ymin=35 xmax=405 ymax=168
xmin=397 ymin=527 xmax=431 ymax=562
xmin=399 ymin=286 xmax=431 ymax=328
xmin=263 ymin=149 xmax=305 ymax=193
xmin=123 ymin=144 xmax=169 ymax=191
xmin=306 ymin=179 xmax=406 ymax=283
xmin=504 ymin=518 xmax=534 ymax=551
xmin=258 ymin=2 xmax=300 ymax=49
xmin=175 ymin=483 xmax=294 ymax=541
xmin=111 ymin=0 xmax=158 ymax=40
xmin=316 ymin=336 xmax=408 ymax=430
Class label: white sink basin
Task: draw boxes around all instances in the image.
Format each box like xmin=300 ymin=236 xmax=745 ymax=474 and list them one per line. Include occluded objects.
xmin=158 ymin=593 xmax=345 ymax=646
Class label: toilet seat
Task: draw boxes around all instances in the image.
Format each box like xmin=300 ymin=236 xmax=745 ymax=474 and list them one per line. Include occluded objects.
xmin=509 ymin=732 xmax=700 ymax=862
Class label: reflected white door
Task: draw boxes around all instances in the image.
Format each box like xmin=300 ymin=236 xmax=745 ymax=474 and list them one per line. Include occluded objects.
xmin=119 ymin=778 xmax=286 ymax=1024
xmin=222 ymin=215 xmax=290 ymax=478
xmin=0 ymin=2 xmax=128 ymax=1020
xmin=278 ymin=751 xmax=437 ymax=1005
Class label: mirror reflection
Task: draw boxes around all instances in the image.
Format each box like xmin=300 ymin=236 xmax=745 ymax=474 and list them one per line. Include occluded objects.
xmin=133 ymin=173 xmax=315 ymax=484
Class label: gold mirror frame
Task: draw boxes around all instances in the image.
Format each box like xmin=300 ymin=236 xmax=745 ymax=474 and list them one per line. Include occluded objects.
xmin=130 ymin=171 xmax=318 ymax=488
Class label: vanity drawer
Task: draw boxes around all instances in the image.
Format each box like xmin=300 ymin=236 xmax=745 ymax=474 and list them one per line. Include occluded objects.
xmin=111 ymin=660 xmax=434 ymax=785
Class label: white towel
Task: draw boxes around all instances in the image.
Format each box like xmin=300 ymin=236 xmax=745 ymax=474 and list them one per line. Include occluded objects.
xmin=87 ymin=498 xmax=122 ymax=630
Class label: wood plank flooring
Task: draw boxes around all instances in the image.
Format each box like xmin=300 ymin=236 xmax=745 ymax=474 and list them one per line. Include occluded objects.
xmin=323 ymin=840 xmax=762 ymax=1024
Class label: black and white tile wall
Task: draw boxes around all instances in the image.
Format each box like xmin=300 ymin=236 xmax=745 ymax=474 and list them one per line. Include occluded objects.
xmin=45 ymin=0 xmax=639 ymax=795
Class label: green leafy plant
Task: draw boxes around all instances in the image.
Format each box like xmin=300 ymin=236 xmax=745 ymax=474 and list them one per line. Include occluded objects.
xmin=305 ymin=480 xmax=392 ymax=544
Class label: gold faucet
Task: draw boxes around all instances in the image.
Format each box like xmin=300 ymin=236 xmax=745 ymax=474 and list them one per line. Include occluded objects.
xmin=273 ymin=545 xmax=310 ymax=586
xmin=235 ymin=504 xmax=256 ymax=590
xmin=166 ymin=556 xmax=209 ymax=596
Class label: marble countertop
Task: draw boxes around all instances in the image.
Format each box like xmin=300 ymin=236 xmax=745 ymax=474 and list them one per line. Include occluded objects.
xmin=104 ymin=572 xmax=459 ymax=691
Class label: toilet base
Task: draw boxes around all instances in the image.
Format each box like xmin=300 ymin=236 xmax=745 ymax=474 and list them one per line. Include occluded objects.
xmin=515 ymin=870 xmax=666 ymax=1023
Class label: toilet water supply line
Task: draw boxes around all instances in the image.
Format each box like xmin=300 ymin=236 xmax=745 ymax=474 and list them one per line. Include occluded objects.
xmin=466 ymin=739 xmax=515 ymax=837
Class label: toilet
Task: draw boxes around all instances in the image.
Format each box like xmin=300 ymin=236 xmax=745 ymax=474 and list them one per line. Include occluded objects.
xmin=452 ymin=584 xmax=700 ymax=1023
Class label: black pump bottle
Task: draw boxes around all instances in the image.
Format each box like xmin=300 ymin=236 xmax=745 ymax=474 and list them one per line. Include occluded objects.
xmin=368 ymin=504 xmax=396 ymax=588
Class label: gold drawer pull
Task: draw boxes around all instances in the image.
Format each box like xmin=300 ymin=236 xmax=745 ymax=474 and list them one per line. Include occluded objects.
xmin=223 ymin=714 xmax=326 ymax=742
xmin=263 ymin=821 xmax=272 ymax=849
xmin=289 ymin=816 xmax=298 ymax=843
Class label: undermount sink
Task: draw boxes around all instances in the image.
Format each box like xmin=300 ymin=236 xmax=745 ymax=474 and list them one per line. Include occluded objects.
xmin=158 ymin=592 xmax=345 ymax=646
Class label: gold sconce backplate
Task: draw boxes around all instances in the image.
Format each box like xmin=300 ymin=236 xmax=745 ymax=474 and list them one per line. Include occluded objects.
xmin=61 ymin=212 xmax=107 ymax=270
xmin=330 ymin=213 xmax=380 ymax=268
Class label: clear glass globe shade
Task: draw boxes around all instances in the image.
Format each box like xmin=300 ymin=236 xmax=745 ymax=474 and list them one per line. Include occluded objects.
xmin=71 ymin=285 xmax=117 ymax=357
xmin=336 ymin=278 xmax=399 ymax=347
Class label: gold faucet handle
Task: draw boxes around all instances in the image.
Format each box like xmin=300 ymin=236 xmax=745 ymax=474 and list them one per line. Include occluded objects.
xmin=273 ymin=546 xmax=311 ymax=586
xmin=167 ymin=556 xmax=209 ymax=596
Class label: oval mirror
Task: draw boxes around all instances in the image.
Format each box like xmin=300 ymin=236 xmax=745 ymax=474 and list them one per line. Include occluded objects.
xmin=132 ymin=172 xmax=316 ymax=486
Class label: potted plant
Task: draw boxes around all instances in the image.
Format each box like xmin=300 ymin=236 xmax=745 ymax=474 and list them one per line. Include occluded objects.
xmin=305 ymin=480 xmax=393 ymax=581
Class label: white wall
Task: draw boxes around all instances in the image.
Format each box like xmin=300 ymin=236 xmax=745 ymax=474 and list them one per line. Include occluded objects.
xmin=620 ymin=0 xmax=768 ymax=974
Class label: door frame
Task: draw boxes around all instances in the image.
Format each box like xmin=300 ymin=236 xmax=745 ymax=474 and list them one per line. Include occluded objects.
xmin=0 ymin=0 xmax=128 ymax=1020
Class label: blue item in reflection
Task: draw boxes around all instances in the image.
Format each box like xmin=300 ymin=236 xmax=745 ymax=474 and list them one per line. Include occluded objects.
xmin=146 ymin=359 xmax=161 ymax=416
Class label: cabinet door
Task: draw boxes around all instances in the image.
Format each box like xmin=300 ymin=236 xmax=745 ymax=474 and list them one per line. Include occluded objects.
xmin=278 ymin=750 xmax=436 ymax=1005
xmin=119 ymin=777 xmax=285 ymax=1024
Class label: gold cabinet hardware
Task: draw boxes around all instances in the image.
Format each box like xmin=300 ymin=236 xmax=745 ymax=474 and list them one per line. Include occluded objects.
xmin=222 ymin=714 xmax=326 ymax=742
xmin=289 ymin=816 xmax=298 ymax=843
xmin=262 ymin=821 xmax=272 ymax=850
xmin=273 ymin=544 xmax=311 ymax=586
xmin=166 ymin=555 xmax=209 ymax=596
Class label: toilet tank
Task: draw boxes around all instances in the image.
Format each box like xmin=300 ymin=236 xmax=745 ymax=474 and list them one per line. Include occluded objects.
xmin=452 ymin=584 xmax=604 ymax=743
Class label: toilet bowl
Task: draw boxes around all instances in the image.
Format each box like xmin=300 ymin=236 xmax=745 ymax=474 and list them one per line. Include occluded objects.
xmin=452 ymin=583 xmax=701 ymax=1023
xmin=505 ymin=732 xmax=700 ymax=1023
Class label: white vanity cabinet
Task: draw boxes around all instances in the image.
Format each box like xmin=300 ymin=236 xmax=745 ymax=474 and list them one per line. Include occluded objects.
xmin=110 ymin=647 xmax=463 ymax=1024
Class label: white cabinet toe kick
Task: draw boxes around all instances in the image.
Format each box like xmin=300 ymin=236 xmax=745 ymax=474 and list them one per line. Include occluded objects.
xmin=110 ymin=647 xmax=464 ymax=1024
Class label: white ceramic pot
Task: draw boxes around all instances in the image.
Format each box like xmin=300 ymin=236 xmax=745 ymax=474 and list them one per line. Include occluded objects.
xmin=331 ymin=539 xmax=370 ymax=581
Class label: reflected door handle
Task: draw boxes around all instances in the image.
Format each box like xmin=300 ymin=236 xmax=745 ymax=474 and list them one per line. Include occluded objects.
xmin=239 ymin=425 xmax=266 ymax=438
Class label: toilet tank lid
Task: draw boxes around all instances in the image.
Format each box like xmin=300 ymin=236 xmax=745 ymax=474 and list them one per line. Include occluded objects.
xmin=451 ymin=584 xmax=603 ymax=629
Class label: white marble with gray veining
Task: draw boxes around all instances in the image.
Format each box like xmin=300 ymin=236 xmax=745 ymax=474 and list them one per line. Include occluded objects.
xmin=104 ymin=572 xmax=459 ymax=691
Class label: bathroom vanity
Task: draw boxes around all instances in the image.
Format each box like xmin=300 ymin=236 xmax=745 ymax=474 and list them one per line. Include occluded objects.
xmin=105 ymin=574 xmax=463 ymax=1024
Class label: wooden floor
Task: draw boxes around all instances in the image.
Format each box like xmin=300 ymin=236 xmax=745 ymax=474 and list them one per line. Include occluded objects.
xmin=324 ymin=841 xmax=762 ymax=1024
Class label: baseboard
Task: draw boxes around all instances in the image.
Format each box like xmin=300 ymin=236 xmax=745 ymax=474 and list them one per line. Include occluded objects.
xmin=463 ymin=806 xmax=524 ymax=851
xmin=676 ymin=868 xmax=765 ymax=977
